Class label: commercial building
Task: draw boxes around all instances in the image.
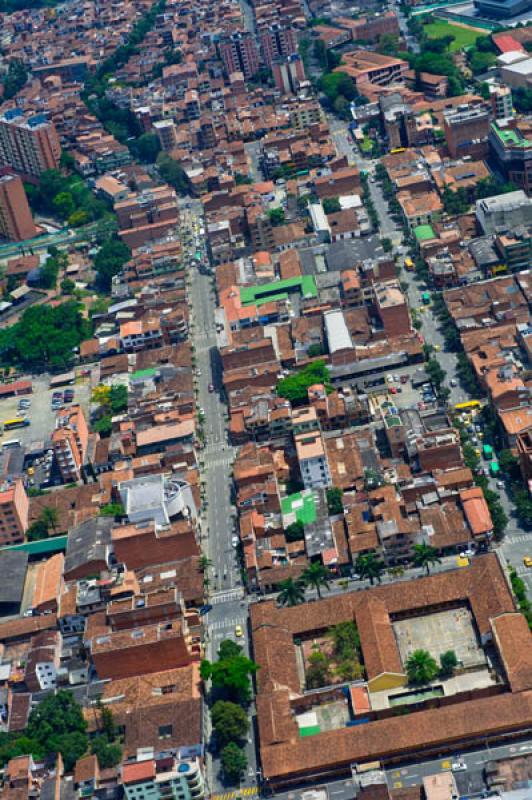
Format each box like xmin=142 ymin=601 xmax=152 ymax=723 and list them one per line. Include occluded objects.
xmin=0 ymin=109 xmax=61 ymax=179
xmin=0 ymin=479 xmax=29 ymax=545
xmin=260 ymin=25 xmax=298 ymax=68
xmin=52 ymin=405 xmax=89 ymax=484
xmin=474 ymin=0 xmax=532 ymax=18
xmin=443 ymin=103 xmax=491 ymax=160
xmin=0 ymin=174 xmax=37 ymax=242
xmin=489 ymin=122 xmax=532 ymax=193
xmin=476 ymin=190 xmax=532 ymax=234
xmin=219 ymin=32 xmax=260 ymax=80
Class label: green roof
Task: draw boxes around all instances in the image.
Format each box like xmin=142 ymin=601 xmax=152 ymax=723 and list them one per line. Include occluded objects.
xmin=299 ymin=725 xmax=321 ymax=737
xmin=130 ymin=368 xmax=157 ymax=381
xmin=281 ymin=491 xmax=317 ymax=525
xmin=1 ymin=535 xmax=68 ymax=556
xmin=240 ymin=276 xmax=317 ymax=307
xmin=492 ymin=123 xmax=532 ymax=148
xmin=414 ymin=224 xmax=435 ymax=242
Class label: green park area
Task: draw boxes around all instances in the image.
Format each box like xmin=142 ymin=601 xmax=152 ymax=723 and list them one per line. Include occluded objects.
xmin=422 ymin=19 xmax=484 ymax=51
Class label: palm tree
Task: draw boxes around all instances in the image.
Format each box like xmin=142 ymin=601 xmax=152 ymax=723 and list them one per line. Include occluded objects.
xmin=198 ymin=554 xmax=213 ymax=572
xmin=277 ymin=578 xmax=306 ymax=607
xmin=39 ymin=506 xmax=59 ymax=534
xmin=301 ymin=562 xmax=332 ymax=599
xmin=355 ymin=551 xmax=384 ymax=586
xmin=412 ymin=543 xmax=441 ymax=575
xmin=405 ymin=649 xmax=439 ymax=685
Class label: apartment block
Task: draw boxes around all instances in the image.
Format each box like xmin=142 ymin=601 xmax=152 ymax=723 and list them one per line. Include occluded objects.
xmin=122 ymin=755 xmax=205 ymax=800
xmin=0 ymin=174 xmax=37 ymax=242
xmin=52 ymin=405 xmax=89 ymax=483
xmin=260 ymin=24 xmax=298 ymax=67
xmin=0 ymin=109 xmax=61 ymax=179
xmin=443 ymin=103 xmax=491 ymax=160
xmin=295 ymin=430 xmax=331 ymax=489
xmin=489 ymin=121 xmax=532 ymax=193
xmin=490 ymin=85 xmax=513 ymax=120
xmin=219 ymin=32 xmax=260 ymax=80
xmin=272 ymin=55 xmax=306 ymax=95
xmin=374 ymin=281 xmax=411 ymax=338
xmin=0 ymin=480 xmax=29 ymax=545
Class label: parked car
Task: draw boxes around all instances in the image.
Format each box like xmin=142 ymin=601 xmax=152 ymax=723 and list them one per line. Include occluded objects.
xmin=450 ymin=379 xmax=457 ymax=387
xmin=231 ymin=535 xmax=239 ymax=548
xmin=208 ymin=383 xmax=214 ymax=392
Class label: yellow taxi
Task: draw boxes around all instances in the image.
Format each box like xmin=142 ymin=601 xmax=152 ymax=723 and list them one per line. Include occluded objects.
xmin=523 ymin=556 xmax=532 ymax=568
xmin=434 ymin=344 xmax=441 ymax=352
xmin=235 ymin=624 xmax=243 ymax=637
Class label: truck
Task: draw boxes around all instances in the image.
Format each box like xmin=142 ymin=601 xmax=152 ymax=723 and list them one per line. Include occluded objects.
xmin=482 ymin=444 xmax=493 ymax=460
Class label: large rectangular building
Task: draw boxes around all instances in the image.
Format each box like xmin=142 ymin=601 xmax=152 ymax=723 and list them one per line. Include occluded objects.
xmin=0 ymin=174 xmax=37 ymax=242
xmin=0 ymin=109 xmax=61 ymax=179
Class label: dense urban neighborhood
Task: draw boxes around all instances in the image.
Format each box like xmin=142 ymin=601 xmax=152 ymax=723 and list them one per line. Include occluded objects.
xmin=0 ymin=0 xmax=531 ymax=797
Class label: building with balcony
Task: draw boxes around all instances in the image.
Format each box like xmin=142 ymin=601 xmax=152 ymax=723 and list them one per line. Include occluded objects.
xmin=122 ymin=753 xmax=205 ymax=800
xmin=52 ymin=406 xmax=89 ymax=484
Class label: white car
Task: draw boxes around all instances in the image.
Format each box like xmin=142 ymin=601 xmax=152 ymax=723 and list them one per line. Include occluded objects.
xmin=496 ymin=480 xmax=505 ymax=489
xmin=459 ymin=549 xmax=475 ymax=559
xmin=231 ymin=535 xmax=239 ymax=548
xmin=450 ymin=379 xmax=457 ymax=387
xmin=451 ymin=761 xmax=467 ymax=772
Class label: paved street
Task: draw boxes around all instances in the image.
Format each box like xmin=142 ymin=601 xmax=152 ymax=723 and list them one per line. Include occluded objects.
xmin=183 ymin=200 xmax=259 ymax=795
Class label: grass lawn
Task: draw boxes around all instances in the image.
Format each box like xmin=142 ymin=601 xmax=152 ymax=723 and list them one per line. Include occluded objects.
xmin=422 ymin=19 xmax=484 ymax=51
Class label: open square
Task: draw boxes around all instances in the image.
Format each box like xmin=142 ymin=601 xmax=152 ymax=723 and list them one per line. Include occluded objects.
xmin=393 ymin=607 xmax=486 ymax=669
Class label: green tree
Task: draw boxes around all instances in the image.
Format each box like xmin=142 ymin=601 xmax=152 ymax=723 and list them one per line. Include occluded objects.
xmin=301 ymin=562 xmax=332 ymax=598
xmin=498 ymin=449 xmax=518 ymax=477
xmin=306 ymin=650 xmax=331 ymax=688
xmin=25 ymin=690 xmax=88 ymax=772
xmin=412 ymin=543 xmax=441 ymax=575
xmin=94 ymin=237 xmax=131 ymax=291
xmin=53 ymin=191 xmax=75 ymax=219
xmin=94 ymin=415 xmax=113 ymax=437
xmin=156 ymin=153 xmax=190 ymax=195
xmin=220 ymin=742 xmax=247 ymax=784
xmin=200 ymin=653 xmax=258 ymax=704
xmin=218 ymin=640 xmax=243 ymax=660
xmin=322 ymin=197 xmax=341 ymax=214
xmin=514 ymin=488 xmax=532 ymax=530
xmin=211 ymin=701 xmax=249 ymax=747
xmin=439 ymin=649 xmax=458 ymax=678
xmin=90 ymin=736 xmax=122 ymax=768
xmin=285 ymin=520 xmax=305 ymax=542
xmin=1 ymin=59 xmax=28 ymax=101
xmin=326 ymin=487 xmax=343 ymax=516
xmin=277 ymin=577 xmax=306 ymax=606
xmin=26 ymin=519 xmax=49 ymax=542
xmin=132 ymin=132 xmax=161 ymax=163
xmin=268 ymin=207 xmax=285 ymax=227
xmin=277 ymin=360 xmax=331 ymax=405
xmin=405 ymin=649 xmax=439 ymax=685
xmin=329 ymin=620 xmax=360 ymax=661
xmin=39 ymin=506 xmax=59 ymax=533
xmin=355 ymin=551 xmax=384 ymax=585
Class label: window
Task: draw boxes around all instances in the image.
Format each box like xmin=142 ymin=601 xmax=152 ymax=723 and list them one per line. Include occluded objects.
xmin=158 ymin=724 xmax=173 ymax=738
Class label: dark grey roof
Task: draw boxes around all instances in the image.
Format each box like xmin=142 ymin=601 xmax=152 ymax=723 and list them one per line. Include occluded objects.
xmin=326 ymin=236 xmax=383 ymax=272
xmin=0 ymin=550 xmax=28 ymax=605
xmin=64 ymin=517 xmax=113 ymax=575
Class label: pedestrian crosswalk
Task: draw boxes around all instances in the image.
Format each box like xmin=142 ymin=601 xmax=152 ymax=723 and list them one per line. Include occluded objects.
xmin=504 ymin=533 xmax=532 ymax=545
xmin=211 ymin=787 xmax=258 ymax=800
xmin=211 ymin=588 xmax=244 ymax=604
xmin=209 ymin=617 xmax=247 ymax=631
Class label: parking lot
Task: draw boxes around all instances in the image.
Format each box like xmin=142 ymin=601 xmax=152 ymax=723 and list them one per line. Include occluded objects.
xmin=0 ymin=372 xmax=92 ymax=451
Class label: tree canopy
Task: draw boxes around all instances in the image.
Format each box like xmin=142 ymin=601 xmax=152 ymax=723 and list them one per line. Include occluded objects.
xmin=201 ymin=640 xmax=258 ymax=704
xmin=277 ymin=360 xmax=331 ymax=405
xmin=94 ymin=237 xmax=131 ymax=291
xmin=0 ymin=301 xmax=91 ymax=370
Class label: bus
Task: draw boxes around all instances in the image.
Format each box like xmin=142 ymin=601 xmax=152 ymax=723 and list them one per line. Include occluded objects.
xmin=454 ymin=400 xmax=481 ymax=412
xmin=3 ymin=418 xmax=30 ymax=431
xmin=490 ymin=460 xmax=500 ymax=476
xmin=404 ymin=257 xmax=414 ymax=271
xmin=421 ymin=291 xmax=431 ymax=305
xmin=390 ymin=147 xmax=405 ymax=154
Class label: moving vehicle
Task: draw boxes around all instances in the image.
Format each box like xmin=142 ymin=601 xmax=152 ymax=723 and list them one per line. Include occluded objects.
xmin=208 ymin=383 xmax=214 ymax=393
xmin=235 ymin=624 xmax=243 ymax=637
xmin=404 ymin=257 xmax=414 ymax=272
xmin=3 ymin=418 xmax=30 ymax=431
xmin=231 ymin=535 xmax=239 ymax=548
xmin=451 ymin=761 xmax=467 ymax=772
xmin=450 ymin=378 xmax=457 ymax=387
xmin=421 ymin=291 xmax=430 ymax=306
xmin=523 ymin=556 xmax=532 ymax=568
xmin=489 ymin=461 xmax=500 ymax=477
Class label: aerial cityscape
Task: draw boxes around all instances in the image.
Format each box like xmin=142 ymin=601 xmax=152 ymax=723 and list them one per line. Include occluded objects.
xmin=0 ymin=0 xmax=531 ymax=797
